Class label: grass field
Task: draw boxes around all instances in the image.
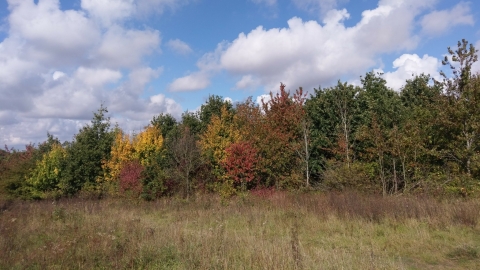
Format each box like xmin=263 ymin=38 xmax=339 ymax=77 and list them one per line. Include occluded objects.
xmin=1 ymin=191 xmax=479 ymax=269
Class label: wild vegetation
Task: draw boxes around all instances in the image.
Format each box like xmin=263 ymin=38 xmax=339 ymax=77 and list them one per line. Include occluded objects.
xmin=1 ymin=38 xmax=480 ymax=269
xmin=1 ymin=192 xmax=479 ymax=269
xmin=2 ymin=39 xmax=480 ymax=200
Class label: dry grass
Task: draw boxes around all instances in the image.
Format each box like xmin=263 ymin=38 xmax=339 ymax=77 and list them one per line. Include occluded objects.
xmin=1 ymin=191 xmax=479 ymax=269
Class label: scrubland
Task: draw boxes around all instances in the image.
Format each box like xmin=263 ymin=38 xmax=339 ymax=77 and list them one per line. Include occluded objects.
xmin=1 ymin=191 xmax=479 ymax=269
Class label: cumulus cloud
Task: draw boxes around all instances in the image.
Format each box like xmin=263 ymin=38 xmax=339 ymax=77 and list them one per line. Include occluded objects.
xmin=168 ymin=72 xmax=211 ymax=92
xmin=0 ymin=0 xmax=184 ymax=148
xmin=171 ymin=0 xmax=435 ymax=92
xmin=81 ymin=0 xmax=135 ymax=27
xmin=167 ymin=39 xmax=193 ymax=55
xmin=421 ymin=2 xmax=474 ymax=36
xmin=169 ymin=43 xmax=225 ymax=91
xmin=8 ymin=0 xmax=101 ymax=66
xmin=95 ymin=26 xmax=161 ymax=68
xmin=75 ymin=67 xmax=123 ymax=88
xmin=176 ymin=0 xmax=435 ymax=94
xmin=381 ymin=54 xmax=441 ymax=90
xmin=256 ymin=94 xmax=272 ymax=110
xmin=0 ymin=116 xmax=90 ymax=147
xmin=235 ymin=75 xmax=259 ymax=90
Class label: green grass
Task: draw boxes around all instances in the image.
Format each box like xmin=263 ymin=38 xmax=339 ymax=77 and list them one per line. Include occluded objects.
xmin=1 ymin=192 xmax=479 ymax=269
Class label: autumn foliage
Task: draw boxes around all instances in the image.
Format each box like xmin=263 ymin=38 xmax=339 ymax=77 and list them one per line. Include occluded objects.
xmin=222 ymin=141 xmax=259 ymax=188
xmin=3 ymin=39 xmax=480 ymax=200
xmin=118 ymin=160 xmax=144 ymax=197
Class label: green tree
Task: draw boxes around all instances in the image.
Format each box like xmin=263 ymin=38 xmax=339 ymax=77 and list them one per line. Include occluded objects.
xmin=438 ymin=40 xmax=480 ymax=178
xmin=62 ymin=105 xmax=115 ymax=195
xmin=306 ymin=81 xmax=361 ymax=172
xmin=27 ymin=143 xmax=66 ymax=195
xmin=151 ymin=113 xmax=178 ymax=139
xmin=356 ymin=72 xmax=403 ymax=195
xmin=181 ymin=111 xmax=202 ymax=136
xmin=199 ymin=95 xmax=234 ymax=133
xmin=399 ymin=74 xmax=442 ymax=190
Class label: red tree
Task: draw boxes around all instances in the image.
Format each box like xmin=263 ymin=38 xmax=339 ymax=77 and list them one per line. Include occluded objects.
xmin=222 ymin=141 xmax=258 ymax=190
xmin=119 ymin=160 xmax=144 ymax=197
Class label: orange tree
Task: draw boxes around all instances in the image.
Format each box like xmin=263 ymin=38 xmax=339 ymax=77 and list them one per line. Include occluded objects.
xmin=102 ymin=125 xmax=165 ymax=198
xmin=260 ymin=83 xmax=308 ymax=188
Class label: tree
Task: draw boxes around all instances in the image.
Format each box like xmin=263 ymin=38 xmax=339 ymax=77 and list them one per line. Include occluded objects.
xmin=199 ymin=105 xmax=241 ymax=180
xmin=306 ymin=81 xmax=361 ymax=173
xmin=199 ymin=95 xmax=234 ymax=133
xmin=399 ymin=74 xmax=442 ymax=190
xmin=260 ymin=83 xmax=307 ymax=188
xmin=222 ymin=141 xmax=259 ymax=191
xmin=151 ymin=113 xmax=178 ymax=139
xmin=438 ymin=39 xmax=480 ymax=177
xmin=168 ymin=125 xmax=203 ymax=198
xmin=102 ymin=130 xmax=135 ymax=183
xmin=181 ymin=111 xmax=202 ymax=136
xmin=27 ymin=143 xmax=66 ymax=194
xmin=62 ymin=105 xmax=115 ymax=195
xmin=356 ymin=72 xmax=403 ymax=195
xmin=102 ymin=125 xmax=165 ymax=198
xmin=132 ymin=125 xmax=164 ymax=167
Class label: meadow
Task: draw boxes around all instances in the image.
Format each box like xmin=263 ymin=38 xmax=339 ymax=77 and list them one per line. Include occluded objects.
xmin=1 ymin=191 xmax=479 ymax=269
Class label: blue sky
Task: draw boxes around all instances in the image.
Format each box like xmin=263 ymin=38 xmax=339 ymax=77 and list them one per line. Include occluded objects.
xmin=0 ymin=0 xmax=479 ymax=148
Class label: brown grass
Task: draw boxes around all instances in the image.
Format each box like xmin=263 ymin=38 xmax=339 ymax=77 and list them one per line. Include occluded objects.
xmin=1 ymin=191 xmax=479 ymax=269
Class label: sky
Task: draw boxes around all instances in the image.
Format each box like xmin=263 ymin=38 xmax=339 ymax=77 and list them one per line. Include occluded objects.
xmin=0 ymin=0 xmax=479 ymax=149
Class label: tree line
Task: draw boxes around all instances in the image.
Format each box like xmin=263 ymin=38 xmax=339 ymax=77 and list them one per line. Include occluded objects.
xmin=1 ymin=39 xmax=479 ymax=199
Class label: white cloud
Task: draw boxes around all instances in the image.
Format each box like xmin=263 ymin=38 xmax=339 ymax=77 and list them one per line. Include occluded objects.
xmin=75 ymin=67 xmax=122 ymax=88
xmin=81 ymin=0 xmax=135 ymax=27
xmin=1 ymin=0 xmax=184 ymax=148
xmin=167 ymin=39 xmax=193 ymax=55
xmin=235 ymin=75 xmax=258 ymax=89
xmin=421 ymin=2 xmax=474 ymax=36
xmin=1 ymin=118 xmax=88 ymax=147
xmin=381 ymin=54 xmax=441 ymax=90
xmin=52 ymin=71 xmax=65 ymax=81
xmin=224 ymin=1 xmax=429 ymax=92
xmin=8 ymin=0 xmax=101 ymax=65
xmin=256 ymin=94 xmax=271 ymax=106
xmin=95 ymin=26 xmax=161 ymax=68
xmin=174 ymin=0 xmax=436 ymax=94
xmin=168 ymin=42 xmax=225 ymax=92
xmin=168 ymin=72 xmax=211 ymax=92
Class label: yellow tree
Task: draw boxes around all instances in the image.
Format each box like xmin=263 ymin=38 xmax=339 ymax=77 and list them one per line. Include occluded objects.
xmin=102 ymin=130 xmax=134 ymax=182
xmin=132 ymin=125 xmax=164 ymax=167
xmin=199 ymin=106 xmax=241 ymax=166
xmin=199 ymin=106 xmax=241 ymax=196
xmin=103 ymin=125 xmax=163 ymax=182
xmin=27 ymin=143 xmax=66 ymax=193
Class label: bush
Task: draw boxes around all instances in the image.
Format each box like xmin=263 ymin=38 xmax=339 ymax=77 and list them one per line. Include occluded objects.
xmin=322 ymin=160 xmax=377 ymax=193
xmin=119 ymin=160 xmax=144 ymax=198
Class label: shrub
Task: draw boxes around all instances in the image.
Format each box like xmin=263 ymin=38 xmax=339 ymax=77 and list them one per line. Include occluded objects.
xmin=119 ymin=160 xmax=144 ymax=198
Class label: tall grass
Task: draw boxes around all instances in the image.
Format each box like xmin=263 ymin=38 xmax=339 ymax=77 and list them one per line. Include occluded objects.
xmin=1 ymin=191 xmax=479 ymax=269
